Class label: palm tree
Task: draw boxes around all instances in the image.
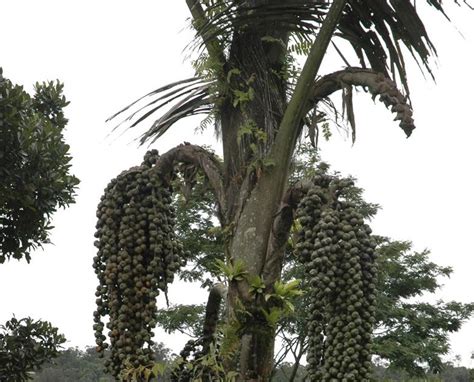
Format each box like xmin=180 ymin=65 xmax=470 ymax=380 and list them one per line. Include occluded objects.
xmin=100 ymin=1 xmax=469 ymax=380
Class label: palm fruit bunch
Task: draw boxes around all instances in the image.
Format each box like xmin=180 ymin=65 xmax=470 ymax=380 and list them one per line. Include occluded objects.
xmin=170 ymin=336 xmax=224 ymax=382
xmin=296 ymin=174 xmax=377 ymax=381
xmin=92 ymin=150 xmax=186 ymax=378
xmin=170 ymin=338 xmax=202 ymax=382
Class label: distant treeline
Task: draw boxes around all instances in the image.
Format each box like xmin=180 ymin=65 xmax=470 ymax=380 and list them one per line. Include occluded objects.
xmin=272 ymin=363 xmax=474 ymax=382
xmin=31 ymin=344 xmax=170 ymax=382
xmin=32 ymin=346 xmax=474 ymax=382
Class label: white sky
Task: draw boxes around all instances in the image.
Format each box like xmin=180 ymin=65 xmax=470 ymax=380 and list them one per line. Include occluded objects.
xmin=1 ymin=0 xmax=474 ymax=368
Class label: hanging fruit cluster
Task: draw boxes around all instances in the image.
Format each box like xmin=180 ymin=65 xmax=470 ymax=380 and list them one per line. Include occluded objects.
xmin=170 ymin=335 xmax=225 ymax=382
xmin=171 ymin=337 xmax=204 ymax=381
xmin=296 ymin=174 xmax=377 ymax=381
xmin=92 ymin=150 xmax=186 ymax=378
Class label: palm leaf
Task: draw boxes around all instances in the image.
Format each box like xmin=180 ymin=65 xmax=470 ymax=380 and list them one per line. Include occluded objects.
xmin=192 ymin=0 xmax=329 ymax=53
xmin=127 ymin=82 xmax=211 ymax=128
xmin=107 ymin=77 xmax=201 ymax=122
xmin=107 ymin=77 xmax=214 ymax=143
xmin=193 ymin=0 xmax=465 ymax=95
xmin=335 ymin=0 xmax=464 ymax=95
xmin=140 ymin=88 xmax=213 ymax=144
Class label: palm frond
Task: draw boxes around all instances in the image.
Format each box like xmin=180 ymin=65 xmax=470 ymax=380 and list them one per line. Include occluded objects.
xmin=336 ymin=0 xmax=467 ymax=95
xmin=141 ymin=88 xmax=213 ymax=145
xmin=191 ymin=1 xmax=329 ymax=53
xmin=107 ymin=77 xmax=201 ymax=122
xmin=191 ymin=0 xmax=467 ymax=103
xmin=107 ymin=77 xmax=214 ymax=145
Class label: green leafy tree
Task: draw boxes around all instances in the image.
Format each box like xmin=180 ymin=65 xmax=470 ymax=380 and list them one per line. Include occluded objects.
xmin=96 ymin=1 xmax=472 ymax=380
xmin=0 ymin=70 xmax=78 ymax=380
xmin=0 ymin=317 xmax=66 ymax=382
xmin=32 ymin=347 xmax=114 ymax=382
xmin=373 ymin=239 xmax=474 ymax=376
xmin=0 ymin=68 xmax=79 ymax=263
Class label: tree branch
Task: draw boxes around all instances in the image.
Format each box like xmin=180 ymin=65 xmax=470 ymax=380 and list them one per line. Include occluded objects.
xmin=308 ymin=67 xmax=415 ymax=136
xmin=288 ymin=339 xmax=308 ymax=382
xmin=154 ymin=143 xmax=227 ymax=223
xmin=272 ymin=332 xmax=294 ymax=374
xmin=186 ymin=0 xmax=227 ymax=68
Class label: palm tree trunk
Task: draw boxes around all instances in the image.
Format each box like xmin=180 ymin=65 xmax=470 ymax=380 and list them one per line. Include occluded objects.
xmin=222 ymin=1 xmax=348 ymax=380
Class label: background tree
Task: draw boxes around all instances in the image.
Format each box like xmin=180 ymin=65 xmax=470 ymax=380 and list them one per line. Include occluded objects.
xmin=0 ymin=317 xmax=66 ymax=382
xmin=372 ymin=362 xmax=474 ymax=382
xmin=95 ymin=1 xmax=471 ymax=380
xmin=0 ymin=68 xmax=79 ymax=263
xmin=0 ymin=70 xmax=79 ymax=380
xmin=372 ymin=239 xmax=474 ymax=376
xmin=32 ymin=342 xmax=171 ymax=382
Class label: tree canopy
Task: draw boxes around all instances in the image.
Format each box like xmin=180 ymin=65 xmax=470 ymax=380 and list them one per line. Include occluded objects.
xmin=373 ymin=240 xmax=474 ymax=376
xmin=0 ymin=317 xmax=66 ymax=382
xmin=0 ymin=68 xmax=79 ymax=263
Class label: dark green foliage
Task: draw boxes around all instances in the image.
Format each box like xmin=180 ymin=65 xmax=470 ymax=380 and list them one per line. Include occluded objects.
xmin=0 ymin=68 xmax=79 ymax=263
xmin=156 ymin=304 xmax=206 ymax=337
xmin=376 ymin=240 xmax=452 ymax=299
xmin=0 ymin=317 xmax=66 ymax=382
xmin=373 ymin=239 xmax=474 ymax=376
xmin=273 ymin=362 xmax=474 ymax=381
xmin=0 ymin=69 xmax=75 ymax=382
xmin=93 ymin=150 xmax=187 ymax=378
xmin=272 ymin=362 xmax=306 ymax=382
xmin=173 ymin=171 xmax=224 ymax=287
xmin=32 ymin=347 xmax=114 ymax=382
